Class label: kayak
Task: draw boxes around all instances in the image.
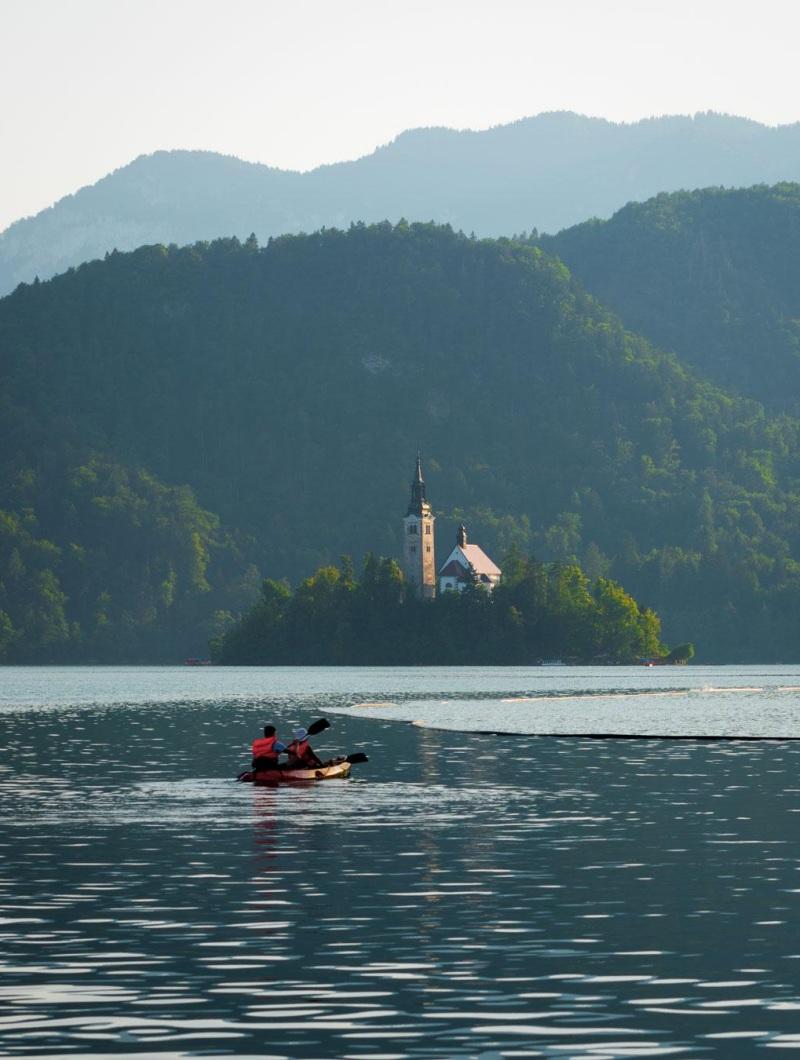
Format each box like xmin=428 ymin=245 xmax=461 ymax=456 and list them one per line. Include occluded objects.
xmin=238 ymin=756 xmax=354 ymax=784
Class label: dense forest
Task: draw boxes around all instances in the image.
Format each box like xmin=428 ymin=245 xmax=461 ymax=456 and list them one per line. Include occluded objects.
xmin=0 ymin=454 xmax=257 ymax=662
xmin=212 ymin=554 xmax=665 ymax=665
xmin=544 ymin=184 xmax=800 ymax=414
xmin=2 ymin=217 xmax=800 ymax=661
xmin=6 ymin=112 xmax=800 ymax=295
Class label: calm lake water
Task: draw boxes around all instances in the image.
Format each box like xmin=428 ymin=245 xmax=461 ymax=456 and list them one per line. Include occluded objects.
xmin=2 ymin=665 xmax=800 ymax=1059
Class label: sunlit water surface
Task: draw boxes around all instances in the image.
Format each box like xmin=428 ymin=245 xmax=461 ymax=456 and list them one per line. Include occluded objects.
xmin=2 ymin=665 xmax=800 ymax=1059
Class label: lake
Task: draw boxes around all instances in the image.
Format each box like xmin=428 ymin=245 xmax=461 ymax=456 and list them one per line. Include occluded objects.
xmin=1 ymin=665 xmax=800 ymax=1058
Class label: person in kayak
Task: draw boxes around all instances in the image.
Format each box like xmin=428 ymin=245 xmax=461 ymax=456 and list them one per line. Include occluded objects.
xmin=285 ymin=727 xmax=324 ymax=769
xmin=251 ymin=725 xmax=287 ymax=771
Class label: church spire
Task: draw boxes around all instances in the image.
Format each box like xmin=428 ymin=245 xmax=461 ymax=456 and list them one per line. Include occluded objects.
xmin=402 ymin=452 xmax=436 ymax=600
xmin=407 ymin=452 xmax=428 ymax=515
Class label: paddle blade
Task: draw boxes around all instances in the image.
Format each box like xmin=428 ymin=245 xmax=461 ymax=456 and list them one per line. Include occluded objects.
xmin=306 ymin=718 xmax=331 ymax=737
xmin=346 ymin=752 xmax=369 ymax=765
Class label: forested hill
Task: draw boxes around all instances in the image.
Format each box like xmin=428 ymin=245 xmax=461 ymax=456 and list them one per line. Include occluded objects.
xmin=6 ymin=111 xmax=800 ymax=294
xmin=3 ymin=222 xmax=800 ymax=661
xmin=544 ymin=184 xmax=800 ymax=414
xmin=0 ymin=455 xmax=259 ymax=662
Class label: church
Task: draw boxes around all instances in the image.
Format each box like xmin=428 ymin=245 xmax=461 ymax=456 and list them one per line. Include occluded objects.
xmin=401 ymin=455 xmax=502 ymax=598
xmin=438 ymin=524 xmax=502 ymax=592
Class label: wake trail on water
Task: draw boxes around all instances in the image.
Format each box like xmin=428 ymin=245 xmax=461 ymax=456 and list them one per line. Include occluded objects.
xmin=504 ymin=690 xmax=691 ymax=703
xmin=345 ymin=682 xmax=800 ymax=741
xmin=354 ymin=686 xmax=796 ymax=711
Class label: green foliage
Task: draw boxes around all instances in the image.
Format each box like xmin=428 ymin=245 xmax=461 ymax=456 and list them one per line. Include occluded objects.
xmin=0 ymin=456 xmax=257 ymax=662
xmin=544 ymin=184 xmax=800 ymax=415
xmin=0 ymin=609 xmax=17 ymax=659
xmin=3 ymin=219 xmax=800 ymax=660
xmin=592 ymin=577 xmax=662 ymax=660
xmin=665 ymin=642 xmax=695 ymax=663
xmin=212 ymin=555 xmax=665 ymax=665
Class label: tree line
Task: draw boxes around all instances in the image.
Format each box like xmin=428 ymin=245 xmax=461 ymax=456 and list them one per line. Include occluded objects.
xmin=212 ymin=552 xmax=666 ymax=666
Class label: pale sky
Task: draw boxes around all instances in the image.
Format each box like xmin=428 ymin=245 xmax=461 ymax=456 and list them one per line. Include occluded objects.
xmin=2 ymin=0 xmax=799 ymax=231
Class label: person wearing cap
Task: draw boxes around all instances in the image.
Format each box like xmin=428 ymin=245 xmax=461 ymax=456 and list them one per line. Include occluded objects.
xmin=285 ymin=727 xmax=323 ymax=769
xmin=251 ymin=724 xmax=288 ymax=771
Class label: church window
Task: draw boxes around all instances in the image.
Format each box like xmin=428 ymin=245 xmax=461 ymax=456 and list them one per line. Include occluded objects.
xmin=409 ymin=544 xmax=416 ymax=553
xmin=408 ymin=524 xmax=417 ymax=535
xmin=426 ymin=545 xmax=431 ymax=553
xmin=425 ymin=525 xmax=431 ymax=534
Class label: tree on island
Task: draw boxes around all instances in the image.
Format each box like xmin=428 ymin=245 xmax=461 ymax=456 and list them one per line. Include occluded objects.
xmin=211 ymin=552 xmax=669 ymax=666
xmin=664 ymin=642 xmax=695 ymax=664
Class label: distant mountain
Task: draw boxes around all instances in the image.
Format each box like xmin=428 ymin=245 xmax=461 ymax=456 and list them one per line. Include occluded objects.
xmin=544 ymin=184 xmax=800 ymax=414
xmin=2 ymin=222 xmax=800 ymax=661
xmin=5 ymin=111 xmax=800 ymax=294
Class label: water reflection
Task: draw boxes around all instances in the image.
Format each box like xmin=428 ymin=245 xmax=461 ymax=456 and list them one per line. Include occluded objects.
xmin=252 ymin=789 xmax=280 ymax=863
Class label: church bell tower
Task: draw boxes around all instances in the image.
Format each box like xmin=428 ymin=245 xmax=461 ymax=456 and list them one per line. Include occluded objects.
xmin=402 ymin=454 xmax=436 ymax=599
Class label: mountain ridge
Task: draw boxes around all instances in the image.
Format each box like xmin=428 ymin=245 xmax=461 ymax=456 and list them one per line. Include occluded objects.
xmin=6 ymin=110 xmax=800 ymax=294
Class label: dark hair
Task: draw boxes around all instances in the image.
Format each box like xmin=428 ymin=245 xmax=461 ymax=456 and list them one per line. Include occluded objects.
xmin=263 ymin=724 xmax=276 ymax=737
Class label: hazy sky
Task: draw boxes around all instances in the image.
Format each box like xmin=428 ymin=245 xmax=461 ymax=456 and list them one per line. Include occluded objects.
xmin=2 ymin=0 xmax=799 ymax=231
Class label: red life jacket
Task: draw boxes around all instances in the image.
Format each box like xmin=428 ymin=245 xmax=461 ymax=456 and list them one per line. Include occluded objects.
xmin=288 ymin=739 xmax=311 ymax=761
xmin=252 ymin=735 xmax=280 ymax=762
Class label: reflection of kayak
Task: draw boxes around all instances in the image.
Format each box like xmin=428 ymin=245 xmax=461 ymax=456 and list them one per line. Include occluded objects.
xmin=238 ymin=755 xmax=364 ymax=784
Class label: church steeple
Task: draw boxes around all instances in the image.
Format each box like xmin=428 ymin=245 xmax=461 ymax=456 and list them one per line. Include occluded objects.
xmin=402 ymin=453 xmax=436 ymax=599
xmin=407 ymin=452 xmax=428 ymax=515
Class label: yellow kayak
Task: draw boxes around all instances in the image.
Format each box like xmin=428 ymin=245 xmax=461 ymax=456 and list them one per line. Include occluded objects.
xmin=238 ymin=755 xmax=362 ymax=784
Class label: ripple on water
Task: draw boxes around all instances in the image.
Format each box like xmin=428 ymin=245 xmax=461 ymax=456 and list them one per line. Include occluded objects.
xmin=2 ymin=667 xmax=800 ymax=1058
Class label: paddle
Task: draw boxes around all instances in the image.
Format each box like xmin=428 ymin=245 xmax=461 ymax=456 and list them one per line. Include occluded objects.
xmin=305 ymin=717 xmax=330 ymax=737
xmin=310 ymin=751 xmax=369 ymax=769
